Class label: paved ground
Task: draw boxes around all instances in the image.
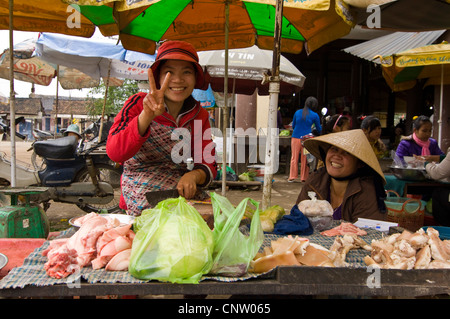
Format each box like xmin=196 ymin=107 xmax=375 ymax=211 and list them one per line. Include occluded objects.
xmin=1 ymin=140 xmax=304 ymax=231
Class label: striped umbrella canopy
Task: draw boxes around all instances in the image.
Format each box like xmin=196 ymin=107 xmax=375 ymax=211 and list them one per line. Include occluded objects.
xmin=67 ymin=0 xmax=355 ymax=55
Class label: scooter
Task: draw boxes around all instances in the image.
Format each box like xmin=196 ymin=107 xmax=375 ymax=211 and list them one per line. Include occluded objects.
xmin=0 ymin=117 xmax=122 ymax=213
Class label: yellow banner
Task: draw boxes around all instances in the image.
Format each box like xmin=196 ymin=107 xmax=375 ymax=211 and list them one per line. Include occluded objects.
xmin=243 ymin=0 xmax=330 ymax=10
xmin=396 ymin=53 xmax=450 ymax=67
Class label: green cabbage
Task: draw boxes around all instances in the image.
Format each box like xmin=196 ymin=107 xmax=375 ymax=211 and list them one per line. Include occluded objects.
xmin=128 ymin=197 xmax=214 ymax=283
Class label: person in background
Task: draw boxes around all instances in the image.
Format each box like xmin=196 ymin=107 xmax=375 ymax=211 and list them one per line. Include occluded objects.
xmin=396 ymin=115 xmax=444 ymax=163
xmin=277 ymin=107 xmax=284 ymax=130
xmin=425 ymin=146 xmax=450 ymax=183
xmin=322 ymin=114 xmax=350 ymax=134
xmin=296 ymin=129 xmax=387 ymax=223
xmin=288 ymin=96 xmax=322 ymax=182
xmin=64 ymin=124 xmax=82 ymax=141
xmin=424 ymin=147 xmax=450 ymax=226
xmin=391 ymin=120 xmax=405 ymax=151
xmin=361 ymin=115 xmax=387 ymax=159
xmin=106 ymin=40 xmax=217 ymax=216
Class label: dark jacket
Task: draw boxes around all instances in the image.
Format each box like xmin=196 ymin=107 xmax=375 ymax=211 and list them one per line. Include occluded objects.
xmin=296 ymin=168 xmax=386 ymax=223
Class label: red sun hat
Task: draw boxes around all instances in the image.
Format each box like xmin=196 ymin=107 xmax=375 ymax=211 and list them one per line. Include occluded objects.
xmin=150 ymin=40 xmax=209 ymax=90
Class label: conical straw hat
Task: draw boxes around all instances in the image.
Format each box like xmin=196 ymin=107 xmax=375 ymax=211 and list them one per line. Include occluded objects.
xmin=303 ymin=129 xmax=386 ymax=184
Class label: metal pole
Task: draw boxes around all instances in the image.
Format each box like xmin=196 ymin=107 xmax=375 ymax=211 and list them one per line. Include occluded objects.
xmin=262 ymin=0 xmax=283 ymax=210
xmin=54 ymin=65 xmax=59 ymax=138
xmin=98 ymin=60 xmax=112 ymax=143
xmin=8 ymin=0 xmax=16 ymax=187
xmin=221 ymin=0 xmax=230 ymax=196
xmin=438 ymin=64 xmax=444 ymax=146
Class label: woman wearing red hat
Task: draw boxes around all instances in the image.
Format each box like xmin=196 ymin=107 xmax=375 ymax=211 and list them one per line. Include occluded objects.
xmin=106 ymin=41 xmax=217 ymax=216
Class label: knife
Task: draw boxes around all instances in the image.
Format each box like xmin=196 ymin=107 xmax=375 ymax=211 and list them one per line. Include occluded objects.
xmin=145 ymin=189 xmax=180 ymax=207
xmin=145 ymin=189 xmax=211 ymax=207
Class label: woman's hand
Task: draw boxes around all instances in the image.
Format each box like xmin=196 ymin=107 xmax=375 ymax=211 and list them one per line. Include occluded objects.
xmin=177 ymin=169 xmax=206 ymax=199
xmin=413 ymin=154 xmax=440 ymax=163
xmin=138 ymin=68 xmax=171 ymax=136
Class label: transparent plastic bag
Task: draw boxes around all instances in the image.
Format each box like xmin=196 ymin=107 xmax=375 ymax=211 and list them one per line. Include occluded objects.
xmin=128 ymin=197 xmax=214 ymax=283
xmin=209 ymin=193 xmax=264 ymax=276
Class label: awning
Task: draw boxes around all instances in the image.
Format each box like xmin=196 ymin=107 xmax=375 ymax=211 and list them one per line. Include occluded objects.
xmin=342 ymin=30 xmax=446 ymax=63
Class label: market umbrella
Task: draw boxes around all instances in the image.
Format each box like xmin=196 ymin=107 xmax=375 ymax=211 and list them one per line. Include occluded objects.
xmin=35 ymin=32 xmax=157 ymax=139
xmin=0 ymin=0 xmax=96 ymax=37
xmin=198 ymin=45 xmax=305 ymax=96
xmin=35 ymin=32 xmax=156 ymax=82
xmin=69 ymin=0 xmax=355 ymax=55
xmin=0 ymin=39 xmax=119 ymax=89
xmin=0 ymin=36 xmax=124 ymax=138
xmin=375 ymin=42 xmax=450 ymax=146
xmin=67 ymin=0 xmax=355 ymax=207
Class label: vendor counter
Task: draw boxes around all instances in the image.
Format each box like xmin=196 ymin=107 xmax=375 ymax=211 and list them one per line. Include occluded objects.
xmin=1 ymin=266 xmax=449 ymax=298
xmin=385 ymin=174 xmax=450 ymax=198
xmin=1 ymin=227 xmax=449 ymax=298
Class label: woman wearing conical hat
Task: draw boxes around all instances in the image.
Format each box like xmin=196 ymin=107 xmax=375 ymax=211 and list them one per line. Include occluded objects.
xmin=296 ymin=129 xmax=387 ymax=223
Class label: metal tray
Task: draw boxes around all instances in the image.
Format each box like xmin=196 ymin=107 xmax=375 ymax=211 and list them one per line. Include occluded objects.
xmin=69 ymin=214 xmax=135 ymax=227
xmin=389 ymin=166 xmax=428 ymax=182
xmin=0 ymin=253 xmax=8 ymax=270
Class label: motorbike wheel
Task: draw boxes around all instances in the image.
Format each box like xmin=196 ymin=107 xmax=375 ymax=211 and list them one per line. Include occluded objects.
xmin=74 ymin=164 xmax=122 ymax=214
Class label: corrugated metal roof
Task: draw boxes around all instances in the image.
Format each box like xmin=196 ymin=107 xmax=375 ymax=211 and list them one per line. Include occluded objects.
xmin=342 ymin=30 xmax=446 ymax=63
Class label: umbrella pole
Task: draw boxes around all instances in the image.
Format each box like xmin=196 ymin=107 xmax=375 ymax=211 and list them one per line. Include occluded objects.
xmin=8 ymin=0 xmax=16 ymax=187
xmin=98 ymin=60 xmax=112 ymax=143
xmin=438 ymin=64 xmax=444 ymax=146
xmin=262 ymin=0 xmax=283 ymax=210
xmin=221 ymin=1 xmax=230 ymax=196
xmin=228 ymin=78 xmax=236 ymax=165
xmin=54 ymin=65 xmax=59 ymax=138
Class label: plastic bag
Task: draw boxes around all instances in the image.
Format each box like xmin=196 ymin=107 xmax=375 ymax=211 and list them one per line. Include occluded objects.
xmin=128 ymin=197 xmax=214 ymax=283
xmin=297 ymin=191 xmax=333 ymax=217
xmin=209 ymin=192 xmax=264 ymax=276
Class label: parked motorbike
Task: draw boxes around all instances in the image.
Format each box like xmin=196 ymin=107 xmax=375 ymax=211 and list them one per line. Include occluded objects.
xmin=32 ymin=128 xmax=54 ymax=140
xmin=0 ymin=117 xmax=122 ymax=213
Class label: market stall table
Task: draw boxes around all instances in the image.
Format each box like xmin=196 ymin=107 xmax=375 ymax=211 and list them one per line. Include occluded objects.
xmin=0 ymin=267 xmax=449 ymax=298
xmin=385 ymin=173 xmax=450 ymax=198
xmin=1 ymin=226 xmax=449 ymax=298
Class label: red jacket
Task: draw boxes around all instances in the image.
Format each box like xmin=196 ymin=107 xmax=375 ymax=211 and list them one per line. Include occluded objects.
xmin=107 ymin=93 xmax=217 ymax=210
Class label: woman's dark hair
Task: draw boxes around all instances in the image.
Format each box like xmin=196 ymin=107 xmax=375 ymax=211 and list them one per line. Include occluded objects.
xmin=412 ymin=115 xmax=431 ymax=130
xmin=302 ymin=96 xmax=318 ymax=119
xmin=322 ymin=114 xmax=349 ymax=134
xmin=361 ymin=115 xmax=381 ymax=133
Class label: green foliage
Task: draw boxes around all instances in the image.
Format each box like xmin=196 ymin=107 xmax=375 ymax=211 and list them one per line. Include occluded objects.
xmin=86 ymin=79 xmax=140 ymax=116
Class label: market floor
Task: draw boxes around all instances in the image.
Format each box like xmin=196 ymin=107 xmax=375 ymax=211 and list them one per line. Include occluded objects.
xmin=1 ymin=141 xmax=304 ymax=229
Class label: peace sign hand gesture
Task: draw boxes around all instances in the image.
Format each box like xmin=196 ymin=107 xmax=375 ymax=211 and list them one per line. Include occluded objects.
xmin=138 ymin=68 xmax=171 ymax=136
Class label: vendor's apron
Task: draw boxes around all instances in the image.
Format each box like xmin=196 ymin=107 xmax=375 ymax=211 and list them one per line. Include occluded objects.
xmin=122 ymin=121 xmax=190 ymax=216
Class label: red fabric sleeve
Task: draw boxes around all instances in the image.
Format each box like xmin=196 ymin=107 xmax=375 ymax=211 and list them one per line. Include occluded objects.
xmin=106 ymin=93 xmax=150 ymax=163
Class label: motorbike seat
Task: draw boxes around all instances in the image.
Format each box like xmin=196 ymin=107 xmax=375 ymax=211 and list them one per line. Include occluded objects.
xmin=34 ymin=136 xmax=78 ymax=159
